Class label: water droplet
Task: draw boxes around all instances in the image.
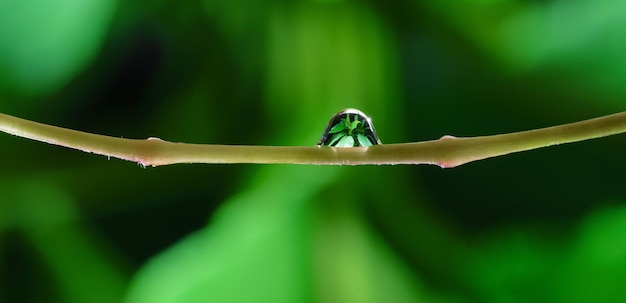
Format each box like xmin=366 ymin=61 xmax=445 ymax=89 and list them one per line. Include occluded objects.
xmin=317 ymin=108 xmax=381 ymax=147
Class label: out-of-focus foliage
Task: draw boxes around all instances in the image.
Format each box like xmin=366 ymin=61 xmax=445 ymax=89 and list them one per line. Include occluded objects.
xmin=1 ymin=0 xmax=626 ymax=303
xmin=423 ymin=0 xmax=626 ymax=104
xmin=0 ymin=0 xmax=117 ymax=98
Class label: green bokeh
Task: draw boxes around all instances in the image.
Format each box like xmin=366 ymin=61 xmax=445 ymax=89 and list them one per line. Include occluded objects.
xmin=2 ymin=1 xmax=626 ymax=302
xmin=0 ymin=0 xmax=117 ymax=97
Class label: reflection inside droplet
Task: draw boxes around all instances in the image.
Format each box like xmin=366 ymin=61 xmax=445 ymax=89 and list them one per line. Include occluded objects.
xmin=317 ymin=108 xmax=382 ymax=147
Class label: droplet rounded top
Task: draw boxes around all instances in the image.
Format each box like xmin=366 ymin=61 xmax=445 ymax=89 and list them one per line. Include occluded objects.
xmin=317 ymin=108 xmax=382 ymax=147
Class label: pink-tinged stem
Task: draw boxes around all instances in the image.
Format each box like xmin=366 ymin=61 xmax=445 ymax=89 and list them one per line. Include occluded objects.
xmin=1 ymin=111 xmax=626 ymax=167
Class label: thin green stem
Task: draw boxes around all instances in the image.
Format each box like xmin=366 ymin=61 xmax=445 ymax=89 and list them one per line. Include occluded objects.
xmin=1 ymin=111 xmax=625 ymax=167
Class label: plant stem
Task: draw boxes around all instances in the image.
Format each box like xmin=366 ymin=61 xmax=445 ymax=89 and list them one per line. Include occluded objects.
xmin=1 ymin=111 xmax=625 ymax=168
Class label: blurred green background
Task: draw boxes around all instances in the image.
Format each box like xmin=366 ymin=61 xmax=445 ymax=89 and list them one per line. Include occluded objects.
xmin=2 ymin=0 xmax=626 ymax=302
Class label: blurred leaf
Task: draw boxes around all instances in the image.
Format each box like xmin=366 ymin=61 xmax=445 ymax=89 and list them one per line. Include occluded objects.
xmin=422 ymin=0 xmax=626 ymax=101
xmin=337 ymin=135 xmax=355 ymax=147
xmin=327 ymin=133 xmax=345 ymax=146
xmin=559 ymin=204 xmax=626 ymax=303
xmin=265 ymin=1 xmax=401 ymax=135
xmin=465 ymin=203 xmax=626 ymax=303
xmin=312 ymin=193 xmax=425 ymax=303
xmin=350 ymin=119 xmax=359 ymax=133
xmin=0 ymin=0 xmax=117 ymax=96
xmin=12 ymin=178 xmax=128 ymax=303
xmin=123 ymin=166 xmax=340 ymax=303
xmin=357 ymin=134 xmax=372 ymax=147
xmin=328 ymin=122 xmax=348 ymax=134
